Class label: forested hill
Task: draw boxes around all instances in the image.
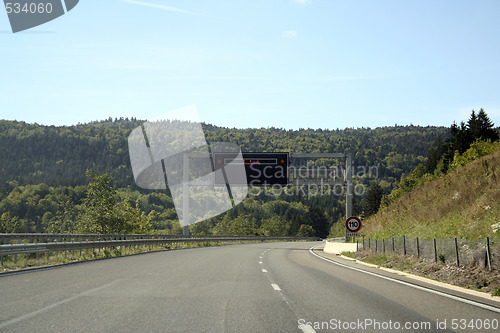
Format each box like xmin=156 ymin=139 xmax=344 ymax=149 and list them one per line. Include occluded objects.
xmin=0 ymin=119 xmax=445 ymax=189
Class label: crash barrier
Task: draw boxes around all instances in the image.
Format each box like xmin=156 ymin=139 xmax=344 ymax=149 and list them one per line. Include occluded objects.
xmin=0 ymin=234 xmax=320 ymax=267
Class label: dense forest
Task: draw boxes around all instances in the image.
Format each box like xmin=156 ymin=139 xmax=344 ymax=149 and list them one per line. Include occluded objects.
xmin=0 ymin=119 xmax=444 ymax=188
xmin=0 ymin=117 xmax=452 ymax=236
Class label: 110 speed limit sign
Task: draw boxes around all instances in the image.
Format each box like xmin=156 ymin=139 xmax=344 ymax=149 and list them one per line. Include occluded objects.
xmin=345 ymin=216 xmax=362 ymax=233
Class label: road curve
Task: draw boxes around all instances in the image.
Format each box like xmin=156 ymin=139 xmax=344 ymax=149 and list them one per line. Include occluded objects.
xmin=0 ymin=241 xmax=499 ymax=332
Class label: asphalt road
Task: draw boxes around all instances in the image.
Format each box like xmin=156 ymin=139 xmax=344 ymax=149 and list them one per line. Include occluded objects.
xmin=1 ymin=241 xmax=499 ymax=332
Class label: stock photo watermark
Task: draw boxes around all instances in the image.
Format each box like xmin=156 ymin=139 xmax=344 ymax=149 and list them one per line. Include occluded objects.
xmin=247 ymin=162 xmax=379 ymax=199
xmin=128 ymin=106 xmax=248 ymax=228
xmin=298 ymin=318 xmax=499 ymax=331
xmin=3 ymin=0 xmax=79 ymax=33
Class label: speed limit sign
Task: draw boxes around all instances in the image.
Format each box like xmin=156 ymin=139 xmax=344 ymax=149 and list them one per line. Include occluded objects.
xmin=345 ymin=216 xmax=362 ymax=233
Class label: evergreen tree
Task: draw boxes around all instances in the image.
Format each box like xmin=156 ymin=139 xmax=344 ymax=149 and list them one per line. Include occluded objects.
xmin=424 ymin=133 xmax=446 ymax=174
xmin=476 ymin=108 xmax=499 ymax=142
xmin=467 ymin=110 xmax=481 ymax=143
xmin=442 ymin=109 xmax=498 ymax=173
xmin=362 ymin=183 xmax=384 ymax=218
xmin=443 ymin=121 xmax=472 ymax=172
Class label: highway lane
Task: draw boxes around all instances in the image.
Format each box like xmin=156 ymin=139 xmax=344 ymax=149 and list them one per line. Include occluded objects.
xmin=0 ymin=241 xmax=499 ymax=332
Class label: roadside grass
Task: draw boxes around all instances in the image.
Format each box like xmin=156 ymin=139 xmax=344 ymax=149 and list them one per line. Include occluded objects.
xmin=339 ymin=251 xmax=355 ymax=258
xmin=1 ymin=244 xmax=170 ymax=271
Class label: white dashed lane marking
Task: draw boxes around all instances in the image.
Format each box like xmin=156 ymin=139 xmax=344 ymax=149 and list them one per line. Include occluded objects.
xmin=299 ymin=324 xmax=317 ymax=333
xmin=271 ymin=284 xmax=281 ymax=291
xmin=259 ymin=247 xmax=317 ymax=333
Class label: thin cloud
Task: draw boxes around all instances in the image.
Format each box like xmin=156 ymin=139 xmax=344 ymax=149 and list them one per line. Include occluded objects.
xmin=309 ymin=76 xmax=365 ymax=82
xmin=282 ymin=30 xmax=298 ymax=38
xmin=121 ymin=0 xmax=202 ymax=16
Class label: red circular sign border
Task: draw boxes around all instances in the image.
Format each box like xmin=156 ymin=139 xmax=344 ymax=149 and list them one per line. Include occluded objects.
xmin=345 ymin=216 xmax=362 ymax=232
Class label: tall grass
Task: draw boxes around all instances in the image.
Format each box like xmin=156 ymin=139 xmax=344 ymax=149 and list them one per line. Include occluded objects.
xmin=362 ymin=149 xmax=500 ymax=240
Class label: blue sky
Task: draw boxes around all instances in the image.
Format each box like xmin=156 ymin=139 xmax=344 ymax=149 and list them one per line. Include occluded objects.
xmin=1 ymin=0 xmax=499 ymax=130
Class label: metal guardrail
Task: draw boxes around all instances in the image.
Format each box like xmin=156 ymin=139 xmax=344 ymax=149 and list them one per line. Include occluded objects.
xmin=0 ymin=234 xmax=320 ymax=266
xmin=326 ymin=237 xmax=346 ymax=242
xmin=0 ymin=233 xmax=192 ymax=245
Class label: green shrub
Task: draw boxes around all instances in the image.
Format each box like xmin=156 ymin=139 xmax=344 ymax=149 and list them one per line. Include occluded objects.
xmin=449 ymin=140 xmax=500 ymax=171
xmin=475 ymin=280 xmax=487 ymax=289
xmin=438 ymin=254 xmax=446 ymax=264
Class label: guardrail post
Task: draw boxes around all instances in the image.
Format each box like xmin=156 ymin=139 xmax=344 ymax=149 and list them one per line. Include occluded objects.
xmin=383 ymin=239 xmax=385 ymax=254
xmin=486 ymin=237 xmax=492 ymax=271
xmin=392 ymin=238 xmax=395 ymax=253
xmin=416 ymin=237 xmax=420 ymax=258
xmin=454 ymin=238 xmax=460 ymax=267
xmin=434 ymin=239 xmax=437 ymax=263
xmin=403 ymin=236 xmax=406 ymax=255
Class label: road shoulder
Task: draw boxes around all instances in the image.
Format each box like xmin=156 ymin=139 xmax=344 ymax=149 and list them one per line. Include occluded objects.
xmin=312 ymin=244 xmax=500 ymax=311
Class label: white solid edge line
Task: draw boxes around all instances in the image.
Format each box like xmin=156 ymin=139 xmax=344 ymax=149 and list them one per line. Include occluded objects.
xmin=299 ymin=324 xmax=317 ymax=333
xmin=308 ymin=246 xmax=500 ymax=314
xmin=271 ymin=284 xmax=281 ymax=291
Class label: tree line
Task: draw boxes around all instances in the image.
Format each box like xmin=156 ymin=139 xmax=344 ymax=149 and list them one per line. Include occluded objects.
xmin=0 ymin=119 xmax=445 ymax=189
